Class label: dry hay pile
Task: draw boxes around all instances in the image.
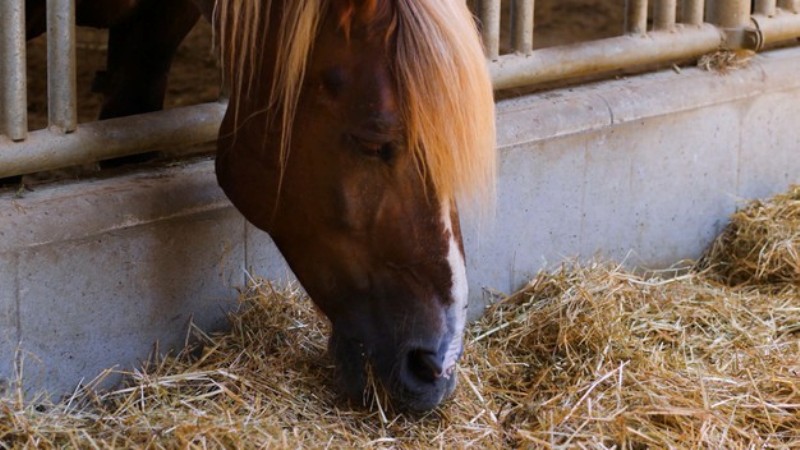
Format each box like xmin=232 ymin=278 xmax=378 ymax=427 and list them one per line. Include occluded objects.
xmin=699 ymin=185 xmax=800 ymax=289
xmin=2 ymin=188 xmax=799 ymax=448
xmin=697 ymin=49 xmax=755 ymax=73
xmin=478 ymin=266 xmax=798 ymax=447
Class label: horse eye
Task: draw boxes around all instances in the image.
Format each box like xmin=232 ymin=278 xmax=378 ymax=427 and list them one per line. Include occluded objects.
xmin=321 ymin=67 xmax=347 ymax=95
xmin=358 ymin=141 xmax=395 ymax=163
xmin=376 ymin=143 xmax=395 ymax=162
xmin=347 ymin=133 xmax=398 ymax=163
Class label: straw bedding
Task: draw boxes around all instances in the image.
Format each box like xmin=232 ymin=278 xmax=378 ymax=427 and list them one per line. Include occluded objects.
xmin=2 ymin=188 xmax=799 ymax=449
xmin=699 ymin=185 xmax=800 ymax=289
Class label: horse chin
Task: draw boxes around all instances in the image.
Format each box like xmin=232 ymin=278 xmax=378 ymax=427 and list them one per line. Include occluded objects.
xmin=392 ymin=369 xmax=458 ymax=413
xmin=328 ymin=332 xmax=369 ymax=405
xmin=328 ymin=330 xmax=458 ymax=412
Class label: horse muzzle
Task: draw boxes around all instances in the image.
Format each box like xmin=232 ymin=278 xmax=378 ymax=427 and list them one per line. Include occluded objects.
xmin=329 ymin=327 xmax=463 ymax=412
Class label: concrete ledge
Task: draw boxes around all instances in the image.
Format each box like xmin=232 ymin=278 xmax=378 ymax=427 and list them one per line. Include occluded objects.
xmin=466 ymin=47 xmax=800 ymax=313
xmin=0 ymin=163 xmax=295 ymax=396
xmin=3 ymin=46 xmax=800 ymax=398
xmin=0 ymin=162 xmax=228 ymax=253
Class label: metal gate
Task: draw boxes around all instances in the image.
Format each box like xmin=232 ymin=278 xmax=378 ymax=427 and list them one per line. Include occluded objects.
xmin=2 ymin=0 xmax=800 ymax=180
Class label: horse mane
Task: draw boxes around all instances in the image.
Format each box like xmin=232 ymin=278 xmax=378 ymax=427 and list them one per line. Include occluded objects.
xmin=216 ymin=0 xmax=496 ymax=205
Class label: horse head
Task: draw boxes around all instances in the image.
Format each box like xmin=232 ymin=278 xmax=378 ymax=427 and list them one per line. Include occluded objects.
xmin=215 ymin=0 xmax=495 ymax=411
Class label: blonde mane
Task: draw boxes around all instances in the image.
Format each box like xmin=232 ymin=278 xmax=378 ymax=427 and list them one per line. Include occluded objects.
xmin=216 ymin=0 xmax=496 ymax=205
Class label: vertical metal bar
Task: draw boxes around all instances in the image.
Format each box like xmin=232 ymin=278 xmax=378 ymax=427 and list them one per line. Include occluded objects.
xmin=754 ymin=0 xmax=777 ymax=15
xmin=47 ymin=0 xmax=78 ymax=133
xmin=778 ymin=0 xmax=800 ymax=13
xmin=625 ymin=0 xmax=649 ymax=34
xmin=681 ymin=0 xmax=704 ymax=24
xmin=480 ymin=0 xmax=501 ymax=59
xmin=0 ymin=0 xmax=28 ymax=141
xmin=654 ymin=0 xmax=677 ymax=30
xmin=511 ymin=0 xmax=534 ymax=54
xmin=707 ymin=0 xmax=751 ymax=28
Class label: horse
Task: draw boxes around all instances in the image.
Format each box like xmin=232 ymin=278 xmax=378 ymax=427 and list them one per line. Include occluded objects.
xmin=25 ymin=0 xmax=204 ymax=119
xmin=214 ymin=0 xmax=495 ymax=411
xmin=27 ymin=0 xmax=496 ymax=411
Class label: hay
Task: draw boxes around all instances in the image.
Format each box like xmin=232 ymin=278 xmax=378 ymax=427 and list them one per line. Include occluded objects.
xmin=2 ymin=187 xmax=799 ymax=448
xmin=0 ymin=282 xmax=501 ymax=449
xmin=3 ymin=265 xmax=798 ymax=448
xmin=699 ymin=185 xmax=800 ymax=289
xmin=697 ymin=49 xmax=754 ymax=73
xmin=476 ymin=264 xmax=799 ymax=448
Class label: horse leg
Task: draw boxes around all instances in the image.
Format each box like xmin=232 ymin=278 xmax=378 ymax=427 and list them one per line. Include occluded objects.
xmin=25 ymin=0 xmax=48 ymax=40
xmin=97 ymin=0 xmax=201 ymax=119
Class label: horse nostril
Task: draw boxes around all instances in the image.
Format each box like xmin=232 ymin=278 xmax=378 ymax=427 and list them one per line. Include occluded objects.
xmin=407 ymin=349 xmax=444 ymax=383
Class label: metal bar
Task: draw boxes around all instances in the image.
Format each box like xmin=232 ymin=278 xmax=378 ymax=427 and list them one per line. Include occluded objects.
xmin=778 ymin=0 xmax=800 ymax=13
xmin=625 ymin=0 xmax=649 ymax=34
xmin=706 ymin=0 xmax=751 ymax=28
xmin=754 ymin=8 xmax=800 ymax=43
xmin=511 ymin=0 xmax=534 ymax=54
xmin=755 ymin=0 xmax=778 ymax=16
xmin=654 ymin=0 xmax=678 ymax=30
xmin=490 ymin=24 xmax=724 ymax=91
xmin=681 ymin=0 xmax=704 ymax=25
xmin=480 ymin=0 xmax=501 ymax=59
xmin=47 ymin=0 xmax=78 ymax=133
xmin=0 ymin=103 xmax=226 ymax=179
xmin=0 ymin=0 xmax=28 ymax=141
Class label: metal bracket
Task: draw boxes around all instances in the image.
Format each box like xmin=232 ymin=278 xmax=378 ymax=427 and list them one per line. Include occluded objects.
xmin=722 ymin=23 xmax=765 ymax=51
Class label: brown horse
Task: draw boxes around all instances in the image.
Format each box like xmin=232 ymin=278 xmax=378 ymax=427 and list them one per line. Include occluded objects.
xmin=214 ymin=0 xmax=495 ymax=411
xmin=27 ymin=0 xmax=495 ymax=411
xmin=25 ymin=0 xmax=203 ymax=119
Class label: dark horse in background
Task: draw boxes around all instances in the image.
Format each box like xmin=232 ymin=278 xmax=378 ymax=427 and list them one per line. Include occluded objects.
xmin=25 ymin=0 xmax=208 ymax=119
xmin=25 ymin=0 xmax=496 ymax=412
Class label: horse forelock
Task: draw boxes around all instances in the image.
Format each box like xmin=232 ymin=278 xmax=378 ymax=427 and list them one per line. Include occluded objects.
xmin=333 ymin=0 xmax=392 ymax=39
xmin=393 ymin=0 xmax=496 ymax=206
xmin=336 ymin=0 xmax=497 ymax=206
xmin=218 ymin=0 xmax=496 ymax=207
xmin=218 ymin=0 xmax=325 ymax=173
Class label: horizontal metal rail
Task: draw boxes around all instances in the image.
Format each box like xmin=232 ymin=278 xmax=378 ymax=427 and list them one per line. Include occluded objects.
xmin=754 ymin=8 xmax=800 ymax=42
xmin=491 ymin=25 xmax=724 ymax=90
xmin=483 ymin=1 xmax=800 ymax=90
xmin=0 ymin=103 xmax=226 ymax=179
xmin=4 ymin=1 xmax=800 ymax=180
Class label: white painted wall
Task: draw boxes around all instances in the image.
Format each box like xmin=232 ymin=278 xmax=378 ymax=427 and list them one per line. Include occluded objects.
xmin=2 ymin=47 xmax=799 ymax=398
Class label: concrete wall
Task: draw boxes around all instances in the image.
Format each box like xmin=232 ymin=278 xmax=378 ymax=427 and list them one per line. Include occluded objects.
xmin=2 ymin=46 xmax=800 ymax=399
